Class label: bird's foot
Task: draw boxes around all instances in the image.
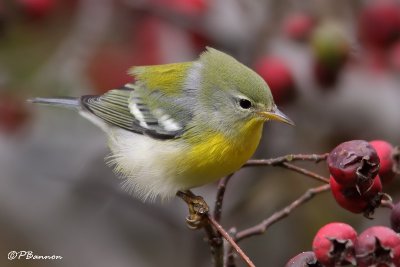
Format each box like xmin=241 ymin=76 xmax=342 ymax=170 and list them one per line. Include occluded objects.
xmin=177 ymin=190 xmax=209 ymax=230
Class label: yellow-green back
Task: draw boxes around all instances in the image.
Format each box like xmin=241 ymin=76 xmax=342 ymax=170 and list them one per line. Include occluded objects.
xmin=129 ymin=62 xmax=192 ymax=95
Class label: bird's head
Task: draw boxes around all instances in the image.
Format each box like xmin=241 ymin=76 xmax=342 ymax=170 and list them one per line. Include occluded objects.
xmin=196 ymin=48 xmax=294 ymax=129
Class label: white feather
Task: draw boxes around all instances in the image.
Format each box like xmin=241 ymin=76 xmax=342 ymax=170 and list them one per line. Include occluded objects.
xmin=107 ymin=128 xmax=187 ymax=201
xmin=80 ymin=110 xmax=187 ymax=201
xmin=161 ymin=116 xmax=181 ymax=131
xmin=153 ymin=109 xmax=182 ymax=132
xmin=128 ymin=102 xmax=149 ymax=128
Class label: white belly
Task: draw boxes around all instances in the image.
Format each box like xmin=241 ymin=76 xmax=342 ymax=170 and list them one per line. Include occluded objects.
xmin=80 ymin=111 xmax=190 ymax=201
xmin=107 ymin=128 xmax=188 ymax=201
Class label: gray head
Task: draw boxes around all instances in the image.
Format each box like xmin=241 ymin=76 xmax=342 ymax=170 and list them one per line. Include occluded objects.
xmin=191 ymin=47 xmax=293 ymax=128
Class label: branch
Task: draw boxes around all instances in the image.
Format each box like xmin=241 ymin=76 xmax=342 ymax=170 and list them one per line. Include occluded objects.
xmin=245 ymin=154 xmax=329 ymax=183
xmin=176 ymin=190 xmax=223 ymax=267
xmin=207 ymin=215 xmax=256 ymax=267
xmin=178 ymin=154 xmax=330 ymax=267
xmin=244 ymin=153 xmax=328 ymax=167
xmin=234 ymin=184 xmax=331 ymax=242
xmin=214 ymin=174 xmax=234 ymax=222
xmin=280 ymin=162 xmax=330 ymax=183
xmin=203 ymin=223 xmax=224 ymax=267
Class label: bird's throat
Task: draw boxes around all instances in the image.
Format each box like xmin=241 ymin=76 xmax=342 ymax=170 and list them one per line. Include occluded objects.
xmin=175 ymin=119 xmax=264 ymax=188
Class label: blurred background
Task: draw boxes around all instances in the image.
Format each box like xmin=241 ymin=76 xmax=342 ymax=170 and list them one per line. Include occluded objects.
xmin=0 ymin=0 xmax=400 ymax=266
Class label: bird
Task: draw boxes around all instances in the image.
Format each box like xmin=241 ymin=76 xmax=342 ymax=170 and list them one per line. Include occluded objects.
xmin=30 ymin=47 xmax=294 ymax=202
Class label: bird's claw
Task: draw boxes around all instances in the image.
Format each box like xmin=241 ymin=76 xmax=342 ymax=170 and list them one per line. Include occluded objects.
xmin=177 ymin=191 xmax=209 ymax=230
xmin=186 ymin=195 xmax=209 ymax=229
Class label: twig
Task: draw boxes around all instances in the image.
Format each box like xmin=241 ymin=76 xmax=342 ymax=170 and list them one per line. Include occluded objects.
xmin=244 ymin=153 xmax=328 ymax=167
xmin=178 ymin=154 xmax=330 ymax=267
xmin=246 ymin=154 xmax=329 ymax=183
xmin=234 ymin=184 xmax=331 ymax=242
xmin=280 ymin=162 xmax=330 ymax=183
xmin=214 ymin=174 xmax=234 ymax=223
xmin=203 ymin=224 xmax=224 ymax=267
xmin=225 ymin=228 xmax=237 ymax=267
xmin=213 ymin=175 xmax=234 ymax=266
xmin=176 ymin=191 xmax=223 ymax=267
xmin=207 ymin=215 xmax=256 ymax=267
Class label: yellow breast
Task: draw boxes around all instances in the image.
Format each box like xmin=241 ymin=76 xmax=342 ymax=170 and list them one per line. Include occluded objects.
xmin=175 ymin=118 xmax=264 ymax=188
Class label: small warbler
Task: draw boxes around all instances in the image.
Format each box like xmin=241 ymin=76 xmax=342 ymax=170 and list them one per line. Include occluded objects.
xmin=30 ymin=47 xmax=294 ymax=201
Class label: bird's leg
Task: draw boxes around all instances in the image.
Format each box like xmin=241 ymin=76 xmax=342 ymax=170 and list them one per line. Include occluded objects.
xmin=176 ymin=190 xmax=209 ymax=229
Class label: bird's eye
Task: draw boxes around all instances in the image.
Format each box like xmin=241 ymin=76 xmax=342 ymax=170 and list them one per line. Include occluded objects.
xmin=239 ymin=99 xmax=252 ymax=109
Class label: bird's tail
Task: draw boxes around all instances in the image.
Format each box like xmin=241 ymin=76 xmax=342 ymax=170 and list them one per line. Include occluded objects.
xmin=28 ymin=97 xmax=80 ymax=109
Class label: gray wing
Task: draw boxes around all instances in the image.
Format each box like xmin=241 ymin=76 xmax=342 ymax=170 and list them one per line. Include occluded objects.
xmin=81 ymin=84 xmax=186 ymax=139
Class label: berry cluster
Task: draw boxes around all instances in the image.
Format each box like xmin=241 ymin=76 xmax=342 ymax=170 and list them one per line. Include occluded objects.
xmin=328 ymin=140 xmax=399 ymax=217
xmin=286 ymin=222 xmax=400 ymax=267
xmin=285 ymin=140 xmax=400 ymax=266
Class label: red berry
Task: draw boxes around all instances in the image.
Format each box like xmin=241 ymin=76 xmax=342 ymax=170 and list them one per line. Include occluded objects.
xmin=283 ymin=13 xmax=315 ymax=42
xmin=330 ymin=175 xmax=382 ymax=216
xmin=285 ymin=251 xmax=322 ymax=267
xmin=358 ymin=1 xmax=400 ymax=49
xmin=391 ymin=202 xmax=400 ymax=233
xmin=254 ymin=57 xmax=296 ymax=105
xmin=17 ymin=0 xmax=56 ymax=20
xmin=370 ymin=140 xmax=396 ymax=184
xmin=330 ymin=176 xmax=367 ymax=214
xmin=312 ymin=222 xmax=357 ymax=267
xmin=327 ymin=140 xmax=380 ymax=190
xmin=355 ymin=226 xmax=400 ymax=267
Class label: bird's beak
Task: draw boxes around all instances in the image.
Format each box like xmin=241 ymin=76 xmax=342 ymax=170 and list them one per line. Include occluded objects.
xmin=258 ymin=106 xmax=295 ymax=126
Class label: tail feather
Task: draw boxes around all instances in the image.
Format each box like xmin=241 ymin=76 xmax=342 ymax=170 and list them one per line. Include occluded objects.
xmin=28 ymin=97 xmax=80 ymax=109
